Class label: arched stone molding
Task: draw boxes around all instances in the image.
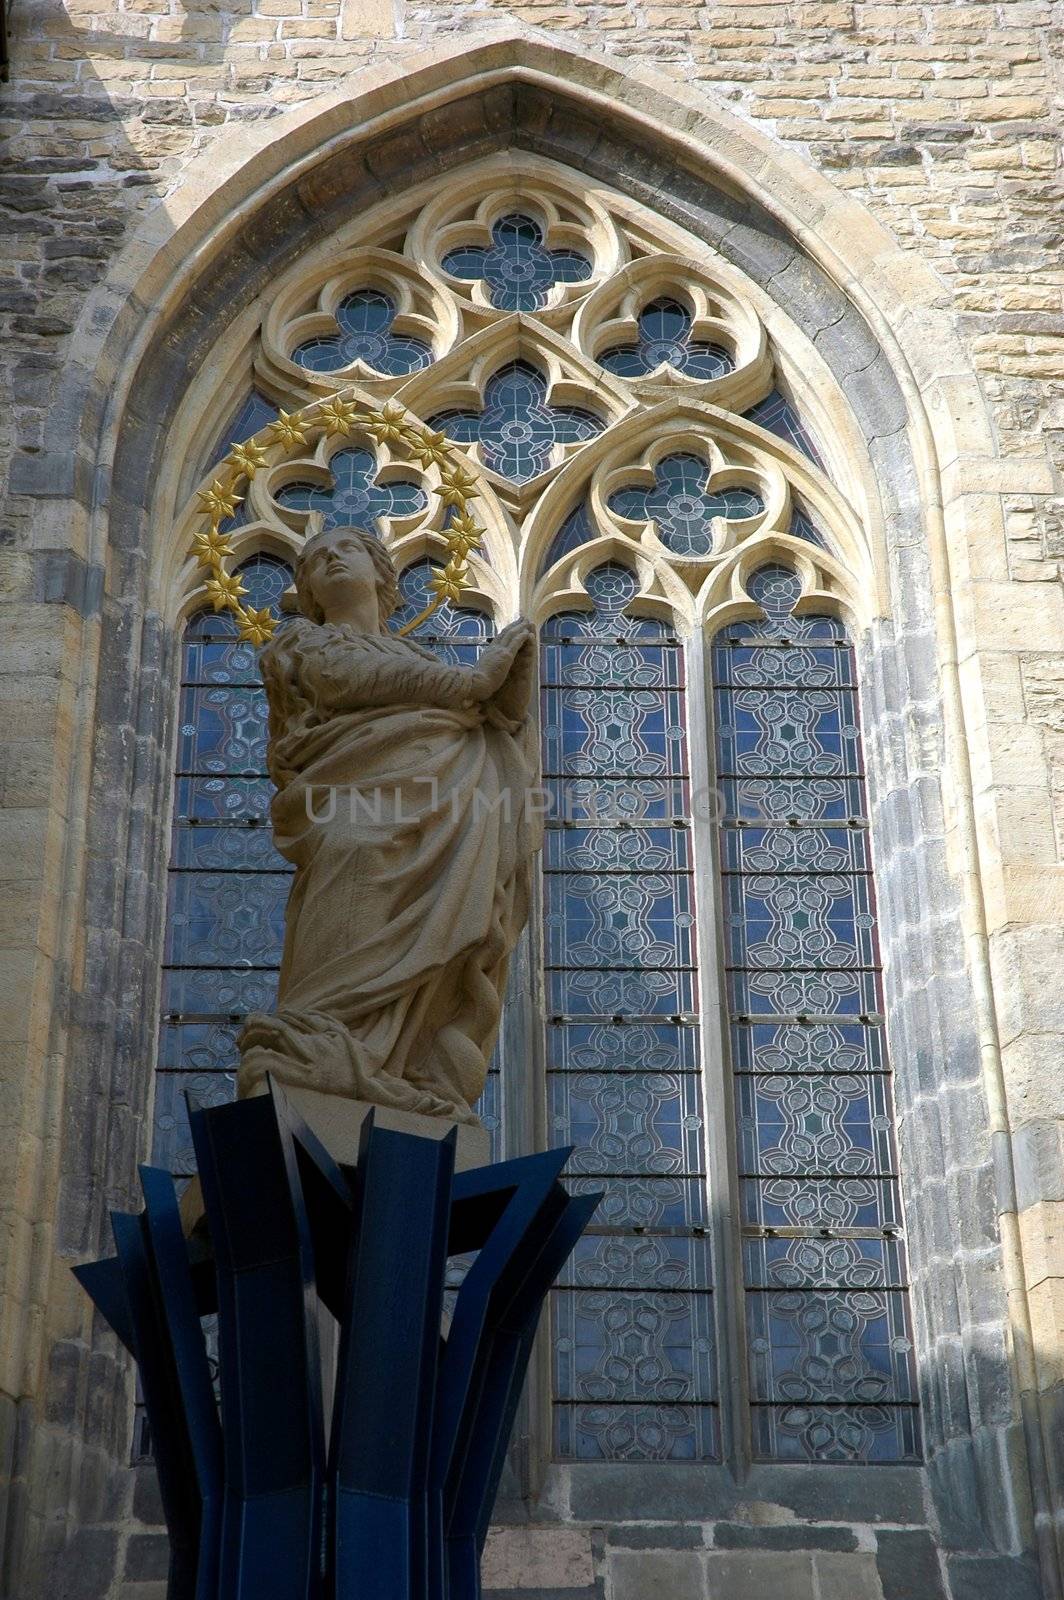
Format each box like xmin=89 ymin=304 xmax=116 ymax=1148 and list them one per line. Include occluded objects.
xmin=11 ymin=25 xmax=1059 ymax=1600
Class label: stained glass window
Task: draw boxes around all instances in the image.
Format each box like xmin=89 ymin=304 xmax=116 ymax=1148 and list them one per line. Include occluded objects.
xmin=743 ymin=388 xmax=823 ymax=468
xmin=713 ymin=564 xmax=919 ymax=1463
xmin=275 ymin=447 xmax=426 ymax=529
xmin=441 ymin=213 xmax=592 ymax=312
xmin=541 ymin=562 xmax=718 ymax=1462
xmin=610 ymin=453 xmax=764 ymax=557
xmin=600 ymin=297 xmax=732 ymax=381
xmin=208 ymin=390 xmax=279 ymax=473
xmin=154 ymin=553 xmax=293 ymax=1179
xmin=430 ymin=361 xmax=602 ymax=484
xmin=292 ymin=288 xmax=433 ymax=376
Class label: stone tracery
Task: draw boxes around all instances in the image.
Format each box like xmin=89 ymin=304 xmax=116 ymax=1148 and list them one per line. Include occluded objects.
xmin=165 ymin=152 xmax=914 ymax=1468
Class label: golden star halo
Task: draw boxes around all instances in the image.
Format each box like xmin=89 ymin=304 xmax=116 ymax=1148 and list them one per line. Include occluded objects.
xmin=189 ymin=396 xmax=486 ymax=644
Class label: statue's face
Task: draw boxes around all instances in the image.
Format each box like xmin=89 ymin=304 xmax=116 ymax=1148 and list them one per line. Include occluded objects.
xmin=302 ymin=531 xmax=377 ymax=620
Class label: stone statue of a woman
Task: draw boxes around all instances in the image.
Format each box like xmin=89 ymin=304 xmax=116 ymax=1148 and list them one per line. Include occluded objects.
xmin=236 ymin=525 xmax=540 ymax=1153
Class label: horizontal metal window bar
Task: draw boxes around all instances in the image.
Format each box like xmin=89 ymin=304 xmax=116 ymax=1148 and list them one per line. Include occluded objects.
xmin=166 ymin=866 xmax=292 ymax=875
xmin=724 ymin=817 xmax=868 ymax=828
xmin=543 ymin=635 xmax=682 ymax=646
xmin=162 ymin=963 xmax=280 ymax=972
xmin=544 ymin=867 xmax=692 ymax=878
xmin=548 ymin=1013 xmax=701 ymax=1025
xmin=545 ymin=818 xmax=691 ymax=830
xmin=730 ymin=1013 xmax=884 ymax=1026
xmin=547 ymin=964 xmax=698 ymax=975
xmin=175 ymin=818 xmax=273 ymax=828
xmin=174 ymin=769 xmax=270 ymax=780
xmin=742 ymin=1223 xmax=904 ymax=1238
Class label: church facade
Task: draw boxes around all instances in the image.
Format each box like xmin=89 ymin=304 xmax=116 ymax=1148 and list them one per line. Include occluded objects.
xmin=1 ymin=5 xmax=1062 ymax=1599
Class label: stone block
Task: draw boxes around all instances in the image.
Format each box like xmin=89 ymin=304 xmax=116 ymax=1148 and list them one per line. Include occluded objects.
xmin=45 ymin=1527 xmax=120 ymax=1600
xmin=875 ymin=1528 xmax=947 ymax=1600
xmin=610 ymin=1549 xmax=706 ymax=1600
xmin=124 ymin=1533 xmax=169 ymax=1582
xmin=703 ymin=1550 xmax=815 ymax=1599
xmin=813 ymin=1553 xmax=884 ymax=1599
xmin=713 ymin=1523 xmax=858 ymax=1551
xmin=482 ymin=1528 xmax=595 ymax=1590
xmin=944 ymin=1554 xmax=1044 ymax=1600
xmin=607 ymin=1523 xmax=704 ymax=1549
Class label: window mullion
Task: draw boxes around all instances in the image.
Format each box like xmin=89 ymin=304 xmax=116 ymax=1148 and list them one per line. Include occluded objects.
xmin=686 ymin=624 xmax=752 ymax=1479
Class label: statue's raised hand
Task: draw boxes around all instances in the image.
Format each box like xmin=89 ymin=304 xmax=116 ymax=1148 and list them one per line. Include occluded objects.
xmin=473 ymin=618 xmax=536 ymax=718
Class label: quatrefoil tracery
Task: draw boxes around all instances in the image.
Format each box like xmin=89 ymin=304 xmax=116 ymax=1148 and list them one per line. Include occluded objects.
xmin=183 ymin=159 xmax=865 ymax=638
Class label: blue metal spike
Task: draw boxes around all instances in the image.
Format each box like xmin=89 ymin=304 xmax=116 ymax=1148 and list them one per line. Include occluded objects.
xmin=139 ymin=1167 xmax=224 ymax=1600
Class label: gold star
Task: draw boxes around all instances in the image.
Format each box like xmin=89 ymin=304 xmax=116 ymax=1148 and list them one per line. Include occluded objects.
xmin=204 ymin=571 xmax=248 ymax=612
xmin=372 ymin=402 xmax=409 ymax=445
xmin=237 ymin=606 xmax=276 ymax=646
xmin=407 ymin=427 xmax=449 ymax=467
xmin=196 ymin=478 xmax=243 ymax=521
xmin=266 ymin=409 xmax=309 ymax=450
xmin=317 ymin=397 xmax=364 ymax=437
xmin=225 ymin=439 xmax=269 ymax=477
xmin=191 ymin=526 xmax=234 ymax=564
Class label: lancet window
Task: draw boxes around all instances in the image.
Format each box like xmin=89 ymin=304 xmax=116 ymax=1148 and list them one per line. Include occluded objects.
xmin=163 ymin=156 xmax=919 ymax=1470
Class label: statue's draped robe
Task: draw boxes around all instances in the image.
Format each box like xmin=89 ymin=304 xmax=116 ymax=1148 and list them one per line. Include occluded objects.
xmin=238 ymin=619 xmax=538 ymax=1124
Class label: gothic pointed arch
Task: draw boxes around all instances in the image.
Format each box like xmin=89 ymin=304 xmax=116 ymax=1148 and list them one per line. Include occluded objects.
xmin=21 ymin=27 xmax=1055 ymax=1600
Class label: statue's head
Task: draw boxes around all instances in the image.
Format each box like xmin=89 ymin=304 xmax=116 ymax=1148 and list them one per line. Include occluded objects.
xmin=294 ymin=525 xmax=399 ymax=630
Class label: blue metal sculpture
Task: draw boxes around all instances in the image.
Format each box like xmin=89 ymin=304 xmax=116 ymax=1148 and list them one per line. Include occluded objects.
xmin=75 ymin=1080 xmax=600 ymax=1600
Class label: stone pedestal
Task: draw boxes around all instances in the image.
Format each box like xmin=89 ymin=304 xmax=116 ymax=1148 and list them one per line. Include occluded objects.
xmin=245 ymin=1083 xmax=492 ymax=1173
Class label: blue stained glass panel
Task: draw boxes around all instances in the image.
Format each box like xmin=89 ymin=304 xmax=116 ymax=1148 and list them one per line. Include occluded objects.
xmin=555 ymin=1402 xmax=719 ymax=1463
xmin=736 ymin=1073 xmax=895 ymax=1177
xmin=750 ymin=1403 xmax=920 ymax=1465
xmin=743 ymin=1233 xmax=907 ymax=1291
xmin=540 ymin=499 xmax=595 ymax=574
xmin=548 ymin=966 xmax=699 ymax=1019
xmin=441 ymin=212 xmax=592 ymax=312
xmin=544 ymin=826 xmax=691 ymax=873
xmin=727 ymin=966 xmax=883 ymax=1021
xmin=549 ymin=1072 xmax=705 ymax=1176
xmin=715 ymin=563 xmax=918 ymax=1463
xmin=276 ymin=447 xmax=426 ymax=531
xmin=563 ymin=1233 xmax=713 ymax=1291
xmin=600 ymin=297 xmax=732 ymax=381
xmin=209 ymin=390 xmax=279 ymax=471
xmin=747 ymin=1289 xmax=916 ymax=1403
xmin=545 ymin=776 xmax=691 ymax=826
xmin=729 ymin=1019 xmax=888 ymax=1076
xmin=293 ymin=288 xmax=433 ymax=376
xmin=610 ymin=452 xmax=764 ymax=557
xmin=554 ymin=1289 xmax=717 ymax=1402
xmin=743 ymin=388 xmax=824 ymax=468
xmin=543 ymin=559 xmax=716 ymax=1459
xmin=741 ymin=1176 xmax=901 ymax=1234
xmin=430 ymin=361 xmax=602 ymax=483
xmin=545 ymin=1021 xmax=702 ymax=1074
xmin=163 ymin=871 xmax=289 ymax=967
xmin=723 ymin=870 xmax=878 ymax=971
xmin=566 ymin=1176 xmax=708 ymax=1232
xmin=545 ymin=872 xmax=697 ymax=970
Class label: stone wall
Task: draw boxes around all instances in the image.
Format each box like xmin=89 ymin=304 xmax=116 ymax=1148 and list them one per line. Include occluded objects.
xmin=0 ymin=4 xmax=1062 ymax=1599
